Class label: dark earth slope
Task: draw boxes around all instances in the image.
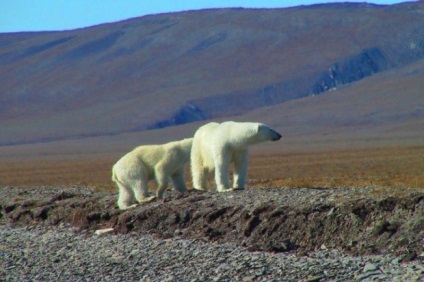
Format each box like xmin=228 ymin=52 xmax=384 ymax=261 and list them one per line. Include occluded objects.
xmin=1 ymin=186 xmax=423 ymax=261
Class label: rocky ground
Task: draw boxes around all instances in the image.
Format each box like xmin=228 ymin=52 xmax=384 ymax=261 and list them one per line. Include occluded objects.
xmin=1 ymin=186 xmax=424 ymax=281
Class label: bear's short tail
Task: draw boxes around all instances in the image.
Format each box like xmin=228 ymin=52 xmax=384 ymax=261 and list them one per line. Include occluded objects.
xmin=111 ymin=167 xmax=121 ymax=184
xmin=111 ymin=168 xmax=116 ymax=182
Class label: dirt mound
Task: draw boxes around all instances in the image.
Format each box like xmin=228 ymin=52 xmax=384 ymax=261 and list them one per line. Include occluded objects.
xmin=1 ymin=186 xmax=423 ymax=261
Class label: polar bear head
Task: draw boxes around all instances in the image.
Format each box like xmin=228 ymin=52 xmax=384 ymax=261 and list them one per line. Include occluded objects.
xmin=220 ymin=121 xmax=281 ymax=147
xmin=256 ymin=123 xmax=282 ymax=142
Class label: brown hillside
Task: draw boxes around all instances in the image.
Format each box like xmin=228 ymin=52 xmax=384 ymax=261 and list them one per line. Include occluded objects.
xmin=0 ymin=2 xmax=424 ymax=145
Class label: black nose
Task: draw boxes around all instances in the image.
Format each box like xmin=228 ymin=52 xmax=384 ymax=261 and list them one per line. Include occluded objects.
xmin=273 ymin=132 xmax=282 ymax=141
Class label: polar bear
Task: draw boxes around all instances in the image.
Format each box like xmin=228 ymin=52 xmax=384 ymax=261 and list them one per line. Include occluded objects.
xmin=112 ymin=138 xmax=192 ymax=210
xmin=191 ymin=121 xmax=281 ymax=192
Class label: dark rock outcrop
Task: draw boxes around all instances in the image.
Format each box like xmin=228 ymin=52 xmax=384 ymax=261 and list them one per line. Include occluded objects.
xmin=312 ymin=48 xmax=388 ymax=94
xmin=149 ymin=48 xmax=392 ymax=129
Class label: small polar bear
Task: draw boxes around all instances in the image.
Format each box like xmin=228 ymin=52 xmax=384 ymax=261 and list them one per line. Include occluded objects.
xmin=191 ymin=121 xmax=281 ymax=192
xmin=112 ymin=138 xmax=192 ymax=210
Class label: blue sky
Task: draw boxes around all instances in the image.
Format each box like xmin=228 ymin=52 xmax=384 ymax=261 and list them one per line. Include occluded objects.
xmin=0 ymin=0 xmax=410 ymax=33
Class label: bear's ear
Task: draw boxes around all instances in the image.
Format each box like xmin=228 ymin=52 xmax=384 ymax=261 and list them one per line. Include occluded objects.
xmin=257 ymin=123 xmax=266 ymax=133
xmin=256 ymin=124 xmax=262 ymax=133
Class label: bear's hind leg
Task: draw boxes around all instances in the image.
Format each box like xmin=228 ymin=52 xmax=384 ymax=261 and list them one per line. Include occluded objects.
xmin=171 ymin=168 xmax=188 ymax=194
xmin=154 ymin=165 xmax=171 ymax=199
xmin=191 ymin=150 xmax=209 ymax=191
xmin=133 ymin=178 xmax=156 ymax=204
xmin=116 ymin=182 xmax=137 ymax=210
xmin=192 ymin=168 xmax=209 ymax=191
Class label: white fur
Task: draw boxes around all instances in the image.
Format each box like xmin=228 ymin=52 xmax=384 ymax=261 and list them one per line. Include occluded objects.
xmin=191 ymin=121 xmax=281 ymax=192
xmin=112 ymin=138 xmax=192 ymax=210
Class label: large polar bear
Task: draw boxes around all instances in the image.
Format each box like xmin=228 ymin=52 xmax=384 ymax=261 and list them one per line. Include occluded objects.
xmin=191 ymin=121 xmax=281 ymax=192
xmin=112 ymin=138 xmax=192 ymax=210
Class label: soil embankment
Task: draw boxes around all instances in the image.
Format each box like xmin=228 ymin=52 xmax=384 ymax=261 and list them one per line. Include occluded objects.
xmin=1 ymin=186 xmax=423 ymax=261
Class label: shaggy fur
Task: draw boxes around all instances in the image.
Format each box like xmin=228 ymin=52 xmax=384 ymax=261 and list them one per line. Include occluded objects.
xmin=191 ymin=121 xmax=281 ymax=192
xmin=112 ymin=138 xmax=192 ymax=210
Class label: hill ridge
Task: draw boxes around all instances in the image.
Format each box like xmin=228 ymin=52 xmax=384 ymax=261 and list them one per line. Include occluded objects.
xmin=1 ymin=2 xmax=424 ymax=146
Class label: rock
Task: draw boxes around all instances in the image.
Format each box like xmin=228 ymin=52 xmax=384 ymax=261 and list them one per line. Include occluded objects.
xmin=2 ymin=186 xmax=424 ymax=281
xmin=391 ymin=257 xmax=400 ymax=265
xmin=364 ymin=263 xmax=378 ymax=272
xmin=306 ymin=275 xmax=324 ymax=282
xmin=95 ymin=227 xmax=114 ymax=236
xmin=242 ymin=275 xmax=256 ymax=282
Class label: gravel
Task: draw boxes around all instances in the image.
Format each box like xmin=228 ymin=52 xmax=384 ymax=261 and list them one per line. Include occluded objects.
xmin=1 ymin=224 xmax=423 ymax=282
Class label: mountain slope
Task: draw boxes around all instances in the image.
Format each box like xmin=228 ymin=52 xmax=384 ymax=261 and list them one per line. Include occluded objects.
xmin=243 ymin=57 xmax=424 ymax=149
xmin=1 ymin=2 xmax=424 ymax=145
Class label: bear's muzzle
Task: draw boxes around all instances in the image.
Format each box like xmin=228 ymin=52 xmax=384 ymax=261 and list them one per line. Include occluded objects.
xmin=272 ymin=130 xmax=282 ymax=141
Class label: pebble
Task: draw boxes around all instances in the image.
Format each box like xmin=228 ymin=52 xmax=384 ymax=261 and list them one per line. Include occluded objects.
xmin=364 ymin=262 xmax=378 ymax=272
xmin=1 ymin=225 xmax=423 ymax=281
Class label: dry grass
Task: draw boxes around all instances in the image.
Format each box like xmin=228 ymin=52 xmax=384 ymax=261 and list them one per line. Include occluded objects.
xmin=247 ymin=146 xmax=424 ymax=198
xmin=249 ymin=146 xmax=424 ymax=188
xmin=0 ymin=157 xmax=118 ymax=192
xmin=0 ymin=146 xmax=423 ymax=196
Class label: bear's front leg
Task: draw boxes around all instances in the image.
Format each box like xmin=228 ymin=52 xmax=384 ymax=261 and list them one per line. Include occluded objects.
xmin=214 ymin=157 xmax=231 ymax=193
xmin=233 ymin=150 xmax=248 ymax=190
